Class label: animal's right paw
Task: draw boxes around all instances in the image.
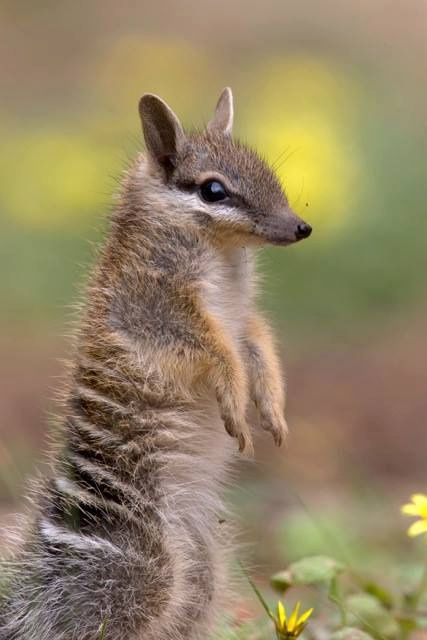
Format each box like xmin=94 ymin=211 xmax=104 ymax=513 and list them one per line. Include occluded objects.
xmin=222 ymin=414 xmax=254 ymax=456
xmin=259 ymin=410 xmax=288 ymax=447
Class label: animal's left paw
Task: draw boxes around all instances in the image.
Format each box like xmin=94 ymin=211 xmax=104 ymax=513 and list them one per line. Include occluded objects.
xmin=259 ymin=407 xmax=288 ymax=447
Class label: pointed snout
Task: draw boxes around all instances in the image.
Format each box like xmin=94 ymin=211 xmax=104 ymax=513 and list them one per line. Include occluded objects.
xmin=295 ymin=222 xmax=312 ymax=240
xmin=258 ymin=207 xmax=313 ymax=246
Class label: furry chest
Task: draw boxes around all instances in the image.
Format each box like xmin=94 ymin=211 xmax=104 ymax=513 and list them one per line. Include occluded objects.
xmin=201 ymin=248 xmax=253 ymax=343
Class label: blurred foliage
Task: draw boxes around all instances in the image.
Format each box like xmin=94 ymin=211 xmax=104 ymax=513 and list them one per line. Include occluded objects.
xmin=218 ymin=496 xmax=427 ymax=639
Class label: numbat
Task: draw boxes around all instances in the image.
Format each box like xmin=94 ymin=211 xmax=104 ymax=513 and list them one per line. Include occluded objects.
xmin=0 ymin=88 xmax=311 ymax=639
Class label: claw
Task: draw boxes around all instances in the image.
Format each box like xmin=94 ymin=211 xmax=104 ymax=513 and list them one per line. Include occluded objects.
xmin=223 ymin=418 xmax=236 ymax=439
xmin=260 ymin=413 xmax=288 ymax=448
xmin=238 ymin=432 xmax=254 ymax=457
xmin=223 ymin=416 xmax=254 ymax=456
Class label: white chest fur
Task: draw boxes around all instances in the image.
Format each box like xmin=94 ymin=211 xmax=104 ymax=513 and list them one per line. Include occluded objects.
xmin=201 ymin=247 xmax=255 ymax=346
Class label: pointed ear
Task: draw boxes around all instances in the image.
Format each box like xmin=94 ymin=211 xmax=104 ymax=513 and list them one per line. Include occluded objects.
xmin=138 ymin=94 xmax=185 ymax=171
xmin=207 ymin=87 xmax=234 ymax=135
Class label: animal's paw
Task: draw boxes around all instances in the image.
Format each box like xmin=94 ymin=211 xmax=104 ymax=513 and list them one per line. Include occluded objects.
xmin=259 ymin=407 xmax=288 ymax=447
xmin=222 ymin=413 xmax=254 ymax=456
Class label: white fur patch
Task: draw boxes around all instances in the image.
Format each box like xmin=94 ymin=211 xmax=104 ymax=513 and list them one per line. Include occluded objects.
xmin=75 ymin=384 xmax=128 ymax=413
xmin=39 ymin=518 xmax=121 ymax=555
xmin=71 ymin=413 xmax=122 ymax=446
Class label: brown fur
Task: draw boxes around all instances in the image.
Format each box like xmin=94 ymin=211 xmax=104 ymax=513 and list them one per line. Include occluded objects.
xmin=0 ymin=88 xmax=311 ymax=640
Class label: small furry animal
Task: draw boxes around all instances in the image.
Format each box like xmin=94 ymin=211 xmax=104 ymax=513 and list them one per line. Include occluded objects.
xmin=0 ymin=88 xmax=311 ymax=640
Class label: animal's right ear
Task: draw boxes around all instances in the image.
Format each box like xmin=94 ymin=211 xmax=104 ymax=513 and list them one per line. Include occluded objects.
xmin=207 ymin=87 xmax=234 ymax=135
xmin=138 ymin=94 xmax=185 ymax=172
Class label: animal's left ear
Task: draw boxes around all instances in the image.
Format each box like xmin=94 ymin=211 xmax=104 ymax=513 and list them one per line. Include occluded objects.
xmin=207 ymin=87 xmax=234 ymax=135
xmin=139 ymin=93 xmax=185 ymax=172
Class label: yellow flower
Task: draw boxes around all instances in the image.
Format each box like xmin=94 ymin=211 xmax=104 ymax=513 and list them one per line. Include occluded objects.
xmin=242 ymin=566 xmax=313 ymax=638
xmin=275 ymin=600 xmax=313 ymax=638
xmin=401 ymin=494 xmax=427 ymax=538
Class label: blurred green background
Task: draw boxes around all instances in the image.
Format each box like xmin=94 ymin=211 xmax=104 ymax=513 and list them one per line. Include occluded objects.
xmin=1 ymin=0 xmax=426 ymax=627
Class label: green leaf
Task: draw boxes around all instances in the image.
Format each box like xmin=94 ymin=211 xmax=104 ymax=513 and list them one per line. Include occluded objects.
xmin=345 ymin=593 xmax=400 ymax=639
xmin=270 ymin=570 xmax=293 ymax=592
xmin=396 ymin=616 xmax=417 ymax=636
xmin=361 ymin=581 xmax=394 ymax=609
xmin=271 ymin=555 xmax=344 ymax=590
xmin=331 ymin=627 xmax=375 ymax=640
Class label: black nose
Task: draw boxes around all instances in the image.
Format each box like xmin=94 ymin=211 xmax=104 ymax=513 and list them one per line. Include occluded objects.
xmin=295 ymin=223 xmax=312 ymax=240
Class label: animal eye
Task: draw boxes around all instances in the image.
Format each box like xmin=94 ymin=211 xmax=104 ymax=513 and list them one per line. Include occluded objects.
xmin=199 ymin=180 xmax=228 ymax=203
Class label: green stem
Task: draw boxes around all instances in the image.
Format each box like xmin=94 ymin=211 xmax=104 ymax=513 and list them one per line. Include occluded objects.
xmin=412 ymin=564 xmax=427 ymax=610
xmin=98 ymin=619 xmax=108 ymax=640
xmin=329 ymin=576 xmax=347 ymax=627
xmin=400 ymin=563 xmax=427 ymax=639
xmin=238 ymin=561 xmax=276 ymax=622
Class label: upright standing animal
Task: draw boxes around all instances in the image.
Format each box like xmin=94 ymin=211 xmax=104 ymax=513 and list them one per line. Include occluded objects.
xmin=0 ymin=88 xmax=312 ymax=640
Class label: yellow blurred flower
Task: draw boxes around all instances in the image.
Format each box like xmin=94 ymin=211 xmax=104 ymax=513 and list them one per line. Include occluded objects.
xmin=401 ymin=494 xmax=427 ymax=538
xmin=244 ymin=54 xmax=363 ymax=234
xmin=1 ymin=128 xmax=117 ymax=228
xmin=95 ymin=36 xmax=214 ymax=121
xmin=275 ymin=600 xmax=313 ymax=639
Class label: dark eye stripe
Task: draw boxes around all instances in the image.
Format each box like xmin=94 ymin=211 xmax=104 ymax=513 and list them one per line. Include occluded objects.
xmin=175 ymin=180 xmax=198 ymax=193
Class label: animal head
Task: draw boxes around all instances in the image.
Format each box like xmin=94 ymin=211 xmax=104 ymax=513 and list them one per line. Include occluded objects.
xmin=138 ymin=88 xmax=312 ymax=247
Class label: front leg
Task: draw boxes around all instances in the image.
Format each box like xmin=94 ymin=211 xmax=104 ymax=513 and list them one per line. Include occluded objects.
xmin=244 ymin=314 xmax=288 ymax=446
xmin=188 ymin=295 xmax=253 ymax=455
